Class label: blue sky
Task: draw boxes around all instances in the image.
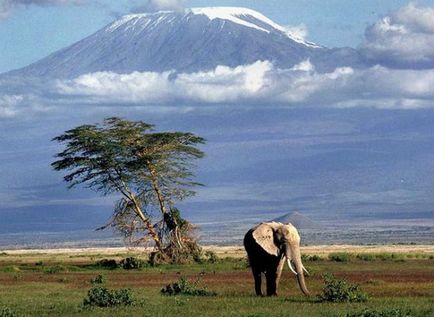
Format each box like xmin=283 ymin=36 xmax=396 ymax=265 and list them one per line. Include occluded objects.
xmin=1 ymin=0 xmax=433 ymax=73
xmin=0 ymin=0 xmax=433 ymax=245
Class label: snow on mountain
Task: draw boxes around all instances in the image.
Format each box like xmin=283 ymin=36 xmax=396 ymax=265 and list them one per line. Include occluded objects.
xmin=5 ymin=7 xmax=361 ymax=78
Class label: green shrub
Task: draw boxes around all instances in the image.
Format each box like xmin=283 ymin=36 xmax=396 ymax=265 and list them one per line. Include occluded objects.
xmin=374 ymin=253 xmax=404 ymax=261
xmin=161 ymin=276 xmax=216 ymax=296
xmin=90 ymin=274 xmax=105 ymax=285
xmin=320 ymin=273 xmax=368 ymax=303
xmin=96 ymin=259 xmax=118 ymax=269
xmin=204 ymin=251 xmax=218 ymax=263
xmin=346 ymin=308 xmax=416 ymax=317
xmin=309 ymin=254 xmax=323 ymax=261
xmin=83 ymin=286 xmax=134 ymax=307
xmin=356 ymin=254 xmax=375 ymax=261
xmin=2 ymin=266 xmax=20 ymax=273
xmin=44 ymin=265 xmax=67 ymax=274
xmin=328 ymin=252 xmax=352 ymax=262
xmin=302 ymin=254 xmax=324 ymax=262
xmin=120 ymin=257 xmax=146 ymax=270
xmin=0 ymin=307 xmax=20 ymax=317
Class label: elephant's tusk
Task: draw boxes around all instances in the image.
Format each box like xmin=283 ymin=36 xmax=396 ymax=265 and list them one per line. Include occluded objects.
xmin=302 ymin=265 xmax=310 ymax=275
xmin=287 ymin=259 xmax=298 ymax=275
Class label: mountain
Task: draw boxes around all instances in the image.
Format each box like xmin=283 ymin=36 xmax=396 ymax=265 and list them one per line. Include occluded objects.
xmin=272 ymin=212 xmax=322 ymax=229
xmin=6 ymin=7 xmax=363 ymax=78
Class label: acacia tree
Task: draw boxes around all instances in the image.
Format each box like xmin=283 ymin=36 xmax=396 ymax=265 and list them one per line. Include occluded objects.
xmin=51 ymin=117 xmax=205 ymax=263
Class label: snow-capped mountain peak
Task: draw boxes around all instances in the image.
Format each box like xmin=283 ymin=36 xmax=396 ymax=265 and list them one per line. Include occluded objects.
xmin=6 ymin=6 xmax=361 ymax=78
xmin=190 ymin=7 xmax=319 ymax=48
xmin=191 ymin=7 xmax=277 ymax=33
xmin=106 ymin=7 xmax=320 ymax=48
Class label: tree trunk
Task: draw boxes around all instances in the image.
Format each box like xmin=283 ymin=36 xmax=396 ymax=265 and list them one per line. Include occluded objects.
xmin=146 ymin=162 xmax=184 ymax=250
xmin=129 ymin=192 xmax=165 ymax=253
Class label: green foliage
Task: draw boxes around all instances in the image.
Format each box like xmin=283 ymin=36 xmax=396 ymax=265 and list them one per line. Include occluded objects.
xmin=203 ymin=251 xmax=218 ymax=263
xmin=120 ymin=257 xmax=147 ymax=270
xmin=52 ymin=117 xmax=206 ymax=263
xmin=0 ymin=307 xmax=20 ymax=317
xmin=356 ymin=254 xmax=376 ymax=261
xmin=44 ymin=265 xmax=67 ymax=274
xmin=320 ymin=273 xmax=368 ymax=303
xmin=346 ymin=308 xmax=417 ymax=317
xmin=161 ymin=276 xmax=217 ymax=296
xmin=83 ymin=286 xmax=134 ymax=307
xmin=2 ymin=266 xmax=20 ymax=273
xmin=90 ymin=274 xmax=106 ymax=285
xmin=96 ymin=259 xmax=118 ymax=269
xmin=302 ymin=254 xmax=324 ymax=262
xmin=360 ymin=253 xmax=404 ymax=261
xmin=328 ymin=252 xmax=352 ymax=262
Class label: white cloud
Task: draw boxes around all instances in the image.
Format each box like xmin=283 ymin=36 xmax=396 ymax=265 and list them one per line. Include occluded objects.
xmin=132 ymin=0 xmax=186 ymax=13
xmin=0 ymin=0 xmax=83 ymax=19
xmin=361 ymin=3 xmax=434 ymax=68
xmin=56 ymin=60 xmax=434 ymax=109
xmin=0 ymin=94 xmax=23 ymax=117
xmin=57 ymin=71 xmax=175 ymax=103
xmin=284 ymin=23 xmax=308 ymax=41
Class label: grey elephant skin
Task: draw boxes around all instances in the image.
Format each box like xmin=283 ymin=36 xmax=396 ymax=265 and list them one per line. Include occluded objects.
xmin=243 ymin=222 xmax=310 ymax=296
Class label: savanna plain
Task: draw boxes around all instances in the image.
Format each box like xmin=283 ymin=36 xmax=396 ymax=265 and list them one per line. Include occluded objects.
xmin=0 ymin=245 xmax=433 ymax=317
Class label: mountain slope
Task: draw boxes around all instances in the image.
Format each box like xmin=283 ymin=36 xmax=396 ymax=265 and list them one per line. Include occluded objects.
xmin=6 ymin=7 xmax=361 ymax=78
xmin=272 ymin=212 xmax=322 ymax=229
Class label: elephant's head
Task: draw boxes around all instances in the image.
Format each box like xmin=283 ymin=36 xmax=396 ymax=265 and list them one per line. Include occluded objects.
xmin=252 ymin=222 xmax=310 ymax=295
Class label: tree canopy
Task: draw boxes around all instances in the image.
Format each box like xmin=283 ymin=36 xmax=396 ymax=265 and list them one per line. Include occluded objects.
xmin=52 ymin=117 xmax=206 ymax=263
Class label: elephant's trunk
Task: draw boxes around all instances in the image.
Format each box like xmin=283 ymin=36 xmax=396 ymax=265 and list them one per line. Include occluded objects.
xmin=287 ymin=244 xmax=310 ymax=296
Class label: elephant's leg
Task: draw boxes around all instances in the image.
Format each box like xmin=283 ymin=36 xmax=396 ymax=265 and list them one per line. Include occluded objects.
xmin=253 ymin=269 xmax=263 ymax=296
xmin=265 ymin=270 xmax=278 ymax=296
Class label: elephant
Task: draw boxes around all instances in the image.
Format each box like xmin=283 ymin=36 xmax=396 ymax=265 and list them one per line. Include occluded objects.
xmin=243 ymin=221 xmax=310 ymax=296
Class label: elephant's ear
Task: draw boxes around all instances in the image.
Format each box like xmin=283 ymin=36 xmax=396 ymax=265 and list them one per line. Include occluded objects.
xmin=252 ymin=223 xmax=279 ymax=256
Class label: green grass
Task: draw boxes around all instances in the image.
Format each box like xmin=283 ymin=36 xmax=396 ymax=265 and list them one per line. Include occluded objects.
xmin=0 ymin=253 xmax=432 ymax=317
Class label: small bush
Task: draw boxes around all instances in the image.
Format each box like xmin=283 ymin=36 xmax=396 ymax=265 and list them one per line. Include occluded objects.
xmin=44 ymin=265 xmax=67 ymax=274
xmin=320 ymin=273 xmax=368 ymax=303
xmin=161 ymin=276 xmax=216 ymax=296
xmin=0 ymin=252 xmax=8 ymax=256
xmin=204 ymin=251 xmax=218 ymax=263
xmin=90 ymin=274 xmax=105 ymax=285
xmin=83 ymin=286 xmax=134 ymax=307
xmin=375 ymin=253 xmax=404 ymax=261
xmin=2 ymin=266 xmax=20 ymax=273
xmin=96 ymin=259 xmax=118 ymax=269
xmin=329 ymin=252 xmax=352 ymax=262
xmin=0 ymin=307 xmax=20 ymax=317
xmin=346 ymin=308 xmax=416 ymax=317
xmin=302 ymin=254 xmax=324 ymax=262
xmin=120 ymin=257 xmax=146 ymax=270
xmin=356 ymin=254 xmax=375 ymax=261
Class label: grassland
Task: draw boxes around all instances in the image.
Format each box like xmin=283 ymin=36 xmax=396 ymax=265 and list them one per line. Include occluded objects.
xmin=0 ymin=246 xmax=433 ymax=317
